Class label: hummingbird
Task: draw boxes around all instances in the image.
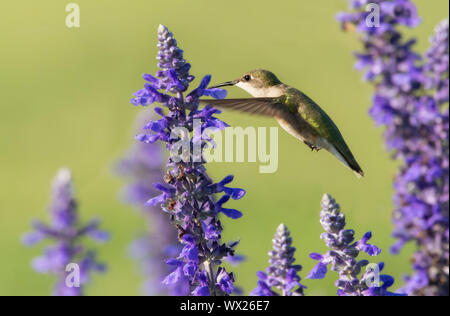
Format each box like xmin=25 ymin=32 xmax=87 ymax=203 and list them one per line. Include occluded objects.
xmin=201 ymin=69 xmax=364 ymax=178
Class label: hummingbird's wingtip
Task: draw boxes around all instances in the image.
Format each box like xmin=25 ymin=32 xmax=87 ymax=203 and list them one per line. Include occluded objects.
xmin=354 ymin=170 xmax=364 ymax=179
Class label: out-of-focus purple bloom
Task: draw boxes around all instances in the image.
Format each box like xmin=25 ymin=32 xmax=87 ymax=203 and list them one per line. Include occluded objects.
xmin=22 ymin=169 xmax=108 ymax=296
xmin=307 ymin=194 xmax=401 ymax=296
xmin=251 ymin=224 xmax=305 ymax=296
xmin=396 ymin=19 xmax=449 ymax=296
xmin=425 ymin=20 xmax=449 ymax=105
xmin=338 ymin=1 xmax=449 ymax=296
xmin=117 ymin=110 xmax=189 ymax=296
xmin=130 ymin=25 xmax=245 ymax=296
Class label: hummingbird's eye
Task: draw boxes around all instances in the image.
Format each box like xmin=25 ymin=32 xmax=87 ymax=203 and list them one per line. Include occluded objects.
xmin=243 ymin=75 xmax=251 ymax=81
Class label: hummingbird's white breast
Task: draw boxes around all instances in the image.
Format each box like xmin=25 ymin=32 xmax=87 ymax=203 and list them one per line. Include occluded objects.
xmin=236 ymin=82 xmax=285 ymax=98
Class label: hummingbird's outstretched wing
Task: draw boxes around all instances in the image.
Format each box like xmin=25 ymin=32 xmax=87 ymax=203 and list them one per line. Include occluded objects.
xmin=201 ymin=96 xmax=364 ymax=178
xmin=199 ymin=97 xmax=293 ymax=117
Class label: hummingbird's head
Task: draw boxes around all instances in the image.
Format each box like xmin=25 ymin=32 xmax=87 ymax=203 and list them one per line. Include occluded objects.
xmin=209 ymin=69 xmax=282 ymax=97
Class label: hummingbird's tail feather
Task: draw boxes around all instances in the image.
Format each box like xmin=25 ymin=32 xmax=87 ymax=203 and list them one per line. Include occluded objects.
xmin=336 ymin=146 xmax=364 ymax=178
xmin=353 ymin=169 xmax=364 ymax=179
xmin=324 ymin=141 xmax=364 ymax=178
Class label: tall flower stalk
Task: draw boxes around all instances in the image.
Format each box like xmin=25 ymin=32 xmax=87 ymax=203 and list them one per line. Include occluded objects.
xmin=251 ymin=224 xmax=305 ymax=296
xmin=401 ymin=19 xmax=449 ymax=296
xmin=22 ymin=168 xmax=109 ymax=296
xmin=117 ymin=110 xmax=188 ymax=295
xmin=337 ymin=0 xmax=449 ymax=295
xmin=307 ymin=194 xmax=401 ymax=296
xmin=130 ymin=25 xmax=245 ymax=296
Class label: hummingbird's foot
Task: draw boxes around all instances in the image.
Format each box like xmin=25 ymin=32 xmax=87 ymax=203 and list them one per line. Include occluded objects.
xmin=306 ymin=142 xmax=321 ymax=152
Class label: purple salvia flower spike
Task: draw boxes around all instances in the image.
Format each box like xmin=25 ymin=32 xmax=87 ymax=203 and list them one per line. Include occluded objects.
xmin=130 ymin=25 xmax=243 ymax=296
xmin=251 ymin=224 xmax=306 ymax=296
xmin=22 ymin=168 xmax=108 ymax=296
xmin=307 ymin=194 xmax=402 ymax=296
xmin=338 ymin=0 xmax=449 ymax=295
xmin=399 ymin=19 xmax=449 ymax=296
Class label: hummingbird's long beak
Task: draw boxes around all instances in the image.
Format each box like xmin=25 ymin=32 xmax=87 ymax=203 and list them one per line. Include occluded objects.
xmin=208 ymin=79 xmax=239 ymax=89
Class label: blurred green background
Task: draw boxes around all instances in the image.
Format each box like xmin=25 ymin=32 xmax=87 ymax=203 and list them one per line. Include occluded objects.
xmin=0 ymin=0 xmax=448 ymax=296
